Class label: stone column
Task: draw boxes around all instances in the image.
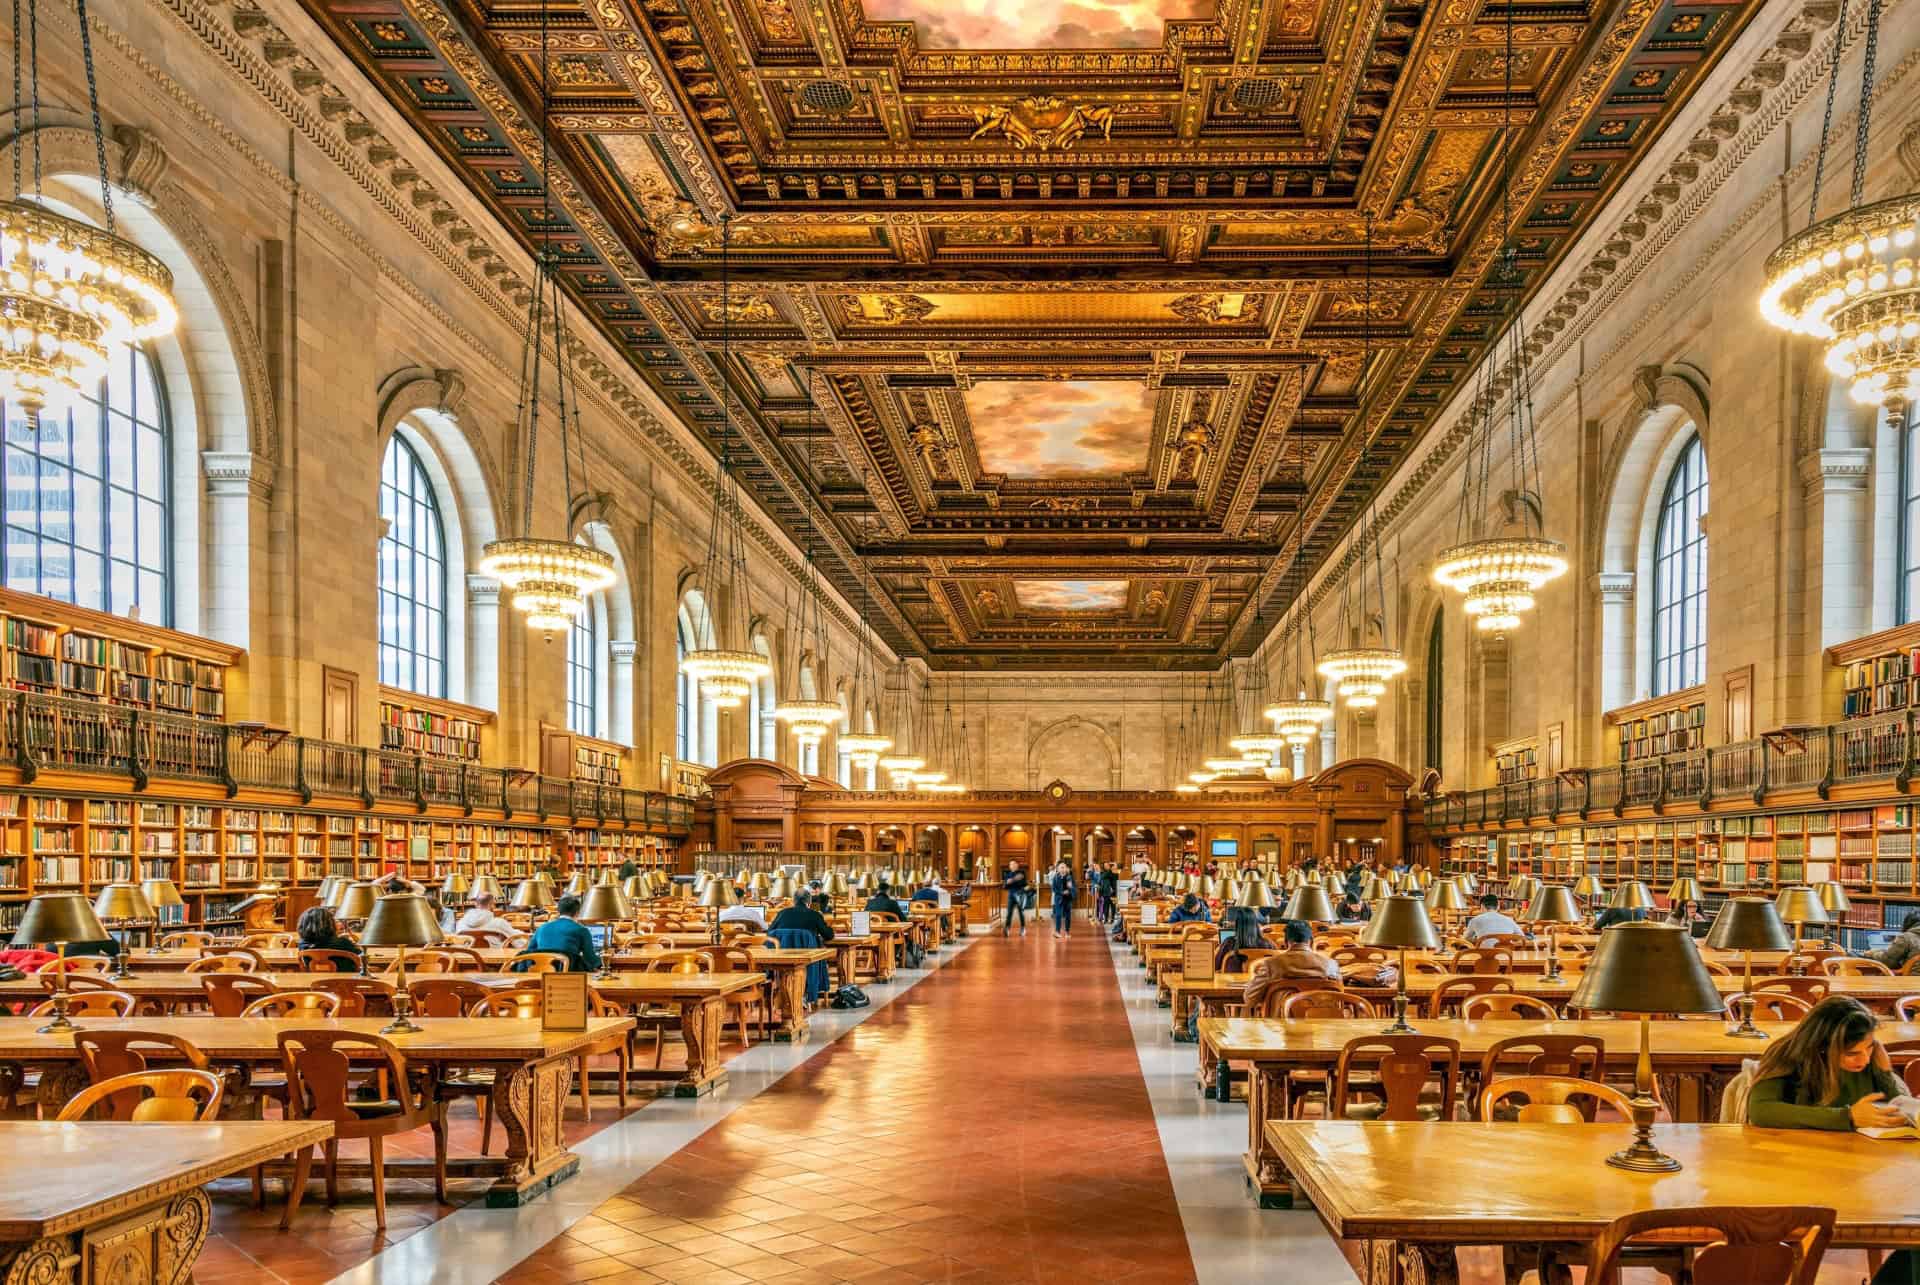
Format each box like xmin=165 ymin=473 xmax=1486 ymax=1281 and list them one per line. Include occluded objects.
xmin=1596 ymin=572 xmax=1635 ymax=714
xmin=608 ymin=640 xmax=637 ymax=746
xmin=1800 ymin=448 xmax=1874 ymax=649
xmin=465 ymin=575 xmax=502 ymax=714
xmin=200 ymin=451 xmax=273 ymax=652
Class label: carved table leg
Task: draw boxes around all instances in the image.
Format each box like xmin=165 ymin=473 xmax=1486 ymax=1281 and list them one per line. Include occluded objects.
xmin=484 ymin=1056 xmax=580 ymax=1207
xmin=33 ymin=1064 xmax=88 ymax=1119
xmin=1358 ymin=1240 xmax=1461 ymax=1285
xmin=1171 ymin=990 xmax=1192 ymax=1036
xmin=1 ymin=1234 xmax=78 ymax=1285
xmin=1246 ymin=1065 xmax=1295 ymax=1208
xmin=674 ymin=995 xmax=729 ymax=1096
xmin=767 ymin=964 xmax=808 ymax=1042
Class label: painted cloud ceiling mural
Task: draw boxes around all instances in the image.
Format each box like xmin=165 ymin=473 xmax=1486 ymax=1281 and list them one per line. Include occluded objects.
xmin=1013 ymin=580 xmax=1129 ymax=612
xmin=965 ymin=380 xmax=1155 ymax=478
xmin=865 ymin=0 xmax=1212 ymax=50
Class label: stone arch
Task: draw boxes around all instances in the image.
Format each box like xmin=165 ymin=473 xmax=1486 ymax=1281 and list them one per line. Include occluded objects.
xmin=1026 ymin=715 xmax=1121 ymax=790
xmin=567 ymin=496 xmax=638 ymax=745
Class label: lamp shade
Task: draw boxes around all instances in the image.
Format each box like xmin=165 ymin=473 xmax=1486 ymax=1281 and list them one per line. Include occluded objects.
xmin=1424 ymin=880 xmax=1467 ymax=912
xmin=140 ymin=878 xmax=184 ymax=910
xmin=13 ymin=892 xmax=108 ymax=947
xmin=1607 ymin=881 xmax=1655 ymax=912
xmin=334 ymin=883 xmax=379 ymax=921
xmin=1362 ymin=895 xmax=1440 ymax=950
xmin=470 ymin=874 xmax=504 ymax=902
xmin=1198 ymin=876 xmax=1220 ymax=900
xmin=1568 ymin=921 xmax=1723 ymax=1015
xmin=1773 ymin=886 xmax=1829 ymax=926
xmin=1455 ymin=872 xmax=1479 ymax=895
xmin=1705 ymin=896 xmax=1794 ymax=951
xmin=1816 ymin=881 xmax=1852 ymax=915
xmin=748 ymin=872 xmax=771 ymax=897
xmin=769 ymin=874 xmax=798 ymax=902
xmin=578 ymin=884 xmax=631 ymax=924
xmin=825 ymin=873 xmax=851 ymax=898
xmin=1665 ymin=877 xmax=1702 ymax=905
xmin=1525 ymin=885 xmax=1582 ymax=924
xmin=92 ymin=883 xmax=154 ymax=923
xmin=358 ymin=893 xmax=444 ymax=948
xmin=1573 ymin=873 xmax=1606 ymax=899
xmin=1362 ymin=875 xmax=1393 ymax=901
xmin=563 ymin=873 xmax=590 ymax=898
xmin=697 ymin=880 xmax=737 ymax=909
xmin=1235 ymin=880 xmax=1275 ymax=909
xmin=511 ymin=879 xmax=556 ymax=911
xmin=314 ymin=876 xmax=344 ymax=908
xmin=533 ymin=871 xmax=556 ymax=887
xmin=441 ymin=871 xmax=472 ymax=898
xmin=1281 ymin=887 xmax=1335 ymax=923
xmin=597 ymin=868 xmax=619 ymax=886
xmin=621 ymin=875 xmax=645 ymax=899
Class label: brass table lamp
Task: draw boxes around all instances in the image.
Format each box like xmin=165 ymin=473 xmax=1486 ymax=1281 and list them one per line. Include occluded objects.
xmin=1572 ymin=873 xmax=1606 ymax=916
xmin=511 ymin=877 xmax=556 ymax=936
xmin=1665 ymin=876 xmax=1703 ymax=908
xmin=335 ymin=883 xmax=378 ymax=925
xmin=1569 ymin=922 xmax=1724 ymax=1172
xmin=1705 ymin=896 xmax=1794 ymax=1037
xmin=469 ymin=873 xmax=504 ymax=903
xmin=314 ymin=876 xmax=344 ymax=911
xmin=563 ymin=873 xmax=590 ymax=898
xmin=1235 ymin=880 xmax=1274 ymax=910
xmin=359 ymin=893 xmax=444 ymax=1033
xmin=1815 ymin=881 xmax=1851 ymax=944
xmin=1523 ymin=885 xmax=1582 ymax=980
xmin=578 ymin=884 xmax=631 ymax=978
xmin=1362 ymin=895 xmax=1440 ymax=1033
xmin=1773 ymin=886 xmax=1828 ymax=972
xmin=14 ymin=893 xmax=110 ymax=1031
xmin=91 ymin=882 xmax=154 ymax=980
xmin=140 ymin=878 xmax=185 ymax=929
xmin=1363 ymin=875 xmax=1393 ymax=903
xmin=1424 ymin=878 xmax=1467 ymax=940
xmin=698 ymin=878 xmax=737 ymax=946
xmin=440 ymin=870 xmax=472 ymax=907
xmin=1282 ymin=886 xmax=1335 ymax=925
xmin=1607 ymin=881 xmax=1655 ymax=921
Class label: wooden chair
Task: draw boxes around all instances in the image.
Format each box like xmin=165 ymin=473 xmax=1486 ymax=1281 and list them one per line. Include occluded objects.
xmin=429 ymin=945 xmax=489 ymax=972
xmin=1407 ymin=958 xmax=1451 ymax=976
xmin=57 ymin=1069 xmax=225 ymax=1122
xmin=277 ymin=1030 xmax=448 ymax=1231
xmin=297 ymin=948 xmax=364 ymax=974
xmin=471 ymin=990 xmax=543 ymax=1019
xmin=73 ymin=1030 xmax=209 ymax=1083
xmin=242 ymin=991 xmax=342 ymax=1018
xmin=1329 ymin=945 xmax=1389 ymax=967
xmin=1896 ymin=995 xmax=1920 ymax=1021
xmin=1729 ymin=992 xmax=1813 ymax=1023
xmin=462 ymin=928 xmax=515 ymax=949
xmin=242 ymin=932 xmax=298 ymax=950
xmin=1331 ymin=1034 xmax=1460 ymax=1121
xmin=1426 ymin=975 xmax=1515 ymax=1019
xmin=1477 ymin=1034 xmax=1607 ymax=1098
xmin=1248 ymin=976 xmax=1342 ymax=1019
xmin=1902 ymin=957 xmax=1920 ymax=978
xmin=508 ymin=951 xmax=570 ymax=974
xmin=158 ymin=931 xmax=214 ymax=950
xmin=38 ymin=956 xmax=109 ymax=975
xmin=1480 ymin=1074 xmax=1635 ymax=1123
xmin=1756 ymin=976 xmax=1829 ymax=1004
xmin=1282 ymin=990 xmax=1375 ymax=1019
xmin=201 ymin=974 xmax=277 ymax=1017
xmin=309 ymin=976 xmax=394 ymax=1017
xmin=29 ymin=991 xmax=134 ymax=1018
xmin=1820 ymin=956 xmax=1891 ymax=978
xmin=1701 ymin=960 xmax=1733 ymax=977
xmin=1452 ymin=947 xmax=1514 ymax=974
xmin=39 ymin=972 xmax=120 ymax=994
xmin=1477 ymin=933 xmax=1531 ymax=951
xmin=201 ymin=946 xmax=265 ymax=970
xmin=587 ymin=989 xmax=633 ymax=1113
xmin=387 ymin=949 xmax=458 ymax=976
xmin=186 ymin=954 xmax=256 ymax=975
xmin=643 ymin=951 xmax=711 ymax=975
xmin=1460 ymin=992 xmax=1557 ymax=1021
xmin=699 ymin=945 xmax=765 ymax=1046
xmin=408 ymin=978 xmax=492 ymax=1017
xmin=1586 ymin=1206 xmax=1834 ymax=1285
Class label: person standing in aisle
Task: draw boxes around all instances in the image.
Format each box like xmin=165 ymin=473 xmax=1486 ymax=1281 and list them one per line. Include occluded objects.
xmin=1049 ymin=859 xmax=1077 ymax=939
xmin=1002 ymin=860 xmax=1031 ymax=937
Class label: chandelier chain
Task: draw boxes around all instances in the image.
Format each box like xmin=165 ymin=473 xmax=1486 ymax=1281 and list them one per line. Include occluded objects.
xmin=28 ymin=0 xmax=40 ymax=192
xmin=1852 ymin=0 xmax=1881 ymax=210
xmin=73 ymin=0 xmax=113 ymax=233
xmin=11 ymin=0 xmax=19 ymax=197
xmin=1810 ymin=0 xmax=1850 ymax=225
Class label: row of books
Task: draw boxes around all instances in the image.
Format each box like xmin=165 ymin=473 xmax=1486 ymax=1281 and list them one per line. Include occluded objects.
xmin=1617 ymin=702 xmax=1707 ymax=762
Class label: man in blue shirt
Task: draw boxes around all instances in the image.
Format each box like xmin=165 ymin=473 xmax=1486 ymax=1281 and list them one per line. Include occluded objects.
xmin=1463 ymin=893 xmax=1522 ymax=941
xmin=519 ymin=895 xmax=601 ymax=972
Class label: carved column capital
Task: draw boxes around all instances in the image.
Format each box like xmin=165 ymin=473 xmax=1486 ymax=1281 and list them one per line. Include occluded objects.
xmin=1596 ymin=571 xmax=1635 ymax=604
xmin=200 ymin=450 xmax=274 ymax=501
xmin=466 ymin=574 xmax=501 ymax=605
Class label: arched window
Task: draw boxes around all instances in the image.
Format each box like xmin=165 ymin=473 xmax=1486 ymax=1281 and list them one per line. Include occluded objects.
xmin=4 ymin=342 xmax=172 ymax=620
xmin=377 ymin=435 xmax=449 ymax=697
xmin=675 ymin=608 xmax=696 ymax=763
xmin=1651 ymin=435 xmax=1708 ymax=696
xmin=567 ymin=593 xmax=599 ymax=738
xmin=1424 ymin=610 xmax=1444 ymax=773
xmin=747 ymin=633 xmax=774 ymax=760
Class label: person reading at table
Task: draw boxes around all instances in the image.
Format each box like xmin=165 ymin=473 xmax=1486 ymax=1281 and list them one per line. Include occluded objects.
xmin=1336 ymin=891 xmax=1371 ymax=924
xmin=1241 ymin=920 xmax=1340 ymax=1012
xmin=1464 ymin=893 xmax=1521 ymax=941
xmin=864 ymin=881 xmax=906 ymax=919
xmin=770 ymin=894 xmax=835 ymax=944
xmin=298 ymin=906 xmax=362 ymax=957
xmin=517 ymin=895 xmax=600 ymax=973
xmin=454 ymin=891 xmax=527 ymax=945
xmin=1746 ymin=996 xmax=1916 ymax=1283
xmin=1859 ymin=911 xmax=1920 ymax=971
xmin=1215 ymin=906 xmax=1265 ymax=972
xmin=1168 ymin=893 xmax=1212 ymax=925
xmin=719 ymin=899 xmax=769 ymax=932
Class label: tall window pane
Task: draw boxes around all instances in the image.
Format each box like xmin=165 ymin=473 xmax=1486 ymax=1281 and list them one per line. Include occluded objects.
xmin=4 ymin=341 xmax=170 ymax=622
xmin=378 ymin=436 xmax=447 ymax=697
xmin=1652 ymin=435 xmax=1708 ymax=696
xmin=675 ymin=614 xmax=693 ymax=761
xmin=568 ymin=596 xmax=598 ymax=737
xmin=1902 ymin=423 xmax=1920 ymax=622
xmin=1424 ymin=611 xmax=1444 ymax=773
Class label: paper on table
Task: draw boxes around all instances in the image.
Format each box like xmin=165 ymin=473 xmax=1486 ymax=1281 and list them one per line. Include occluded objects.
xmin=541 ymin=971 xmax=588 ymax=1031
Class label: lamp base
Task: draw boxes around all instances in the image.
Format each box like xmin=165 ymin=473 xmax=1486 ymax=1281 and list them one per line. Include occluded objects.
xmin=1728 ymin=994 xmax=1767 ymax=1038
xmin=1727 ymin=1021 xmax=1770 ymax=1039
xmin=1605 ymin=1141 xmax=1683 ymax=1173
xmin=1381 ymin=988 xmax=1417 ymax=1035
xmin=35 ymin=1014 xmax=76 ymax=1034
xmin=381 ymin=1014 xmax=424 ymax=1035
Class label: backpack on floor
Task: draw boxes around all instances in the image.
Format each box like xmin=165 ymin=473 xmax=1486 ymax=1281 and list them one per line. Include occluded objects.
xmin=903 ymin=938 xmax=926 ymax=969
xmin=831 ymin=984 xmax=871 ymax=1009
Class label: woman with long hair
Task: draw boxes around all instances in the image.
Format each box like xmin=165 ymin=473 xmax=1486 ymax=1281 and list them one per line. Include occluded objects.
xmin=1748 ymin=995 xmax=1904 ymax=1131
xmin=1214 ymin=905 xmax=1265 ymax=971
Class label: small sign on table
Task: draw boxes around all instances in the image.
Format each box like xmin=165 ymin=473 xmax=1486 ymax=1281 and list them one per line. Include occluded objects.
xmin=541 ymin=971 xmax=589 ymax=1031
xmin=1181 ymin=936 xmax=1216 ymax=981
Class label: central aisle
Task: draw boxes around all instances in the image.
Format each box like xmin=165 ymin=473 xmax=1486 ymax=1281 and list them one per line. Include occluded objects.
xmin=501 ymin=925 xmax=1198 ymax=1284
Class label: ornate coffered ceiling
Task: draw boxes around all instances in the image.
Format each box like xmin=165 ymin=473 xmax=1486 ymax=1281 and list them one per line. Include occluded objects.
xmin=299 ymin=0 xmax=1762 ymax=667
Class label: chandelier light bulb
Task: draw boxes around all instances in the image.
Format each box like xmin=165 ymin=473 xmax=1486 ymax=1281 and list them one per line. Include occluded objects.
xmin=1432 ymin=537 xmax=1568 ymax=634
xmin=1264 ymin=693 xmax=1334 ymax=746
xmin=677 ymin=649 xmax=772 ymax=708
xmin=478 ymin=538 xmax=617 ymax=639
xmin=773 ymin=698 xmax=844 ymax=750
xmin=1761 ymin=195 xmax=1920 ymax=408
xmin=1316 ymin=647 xmax=1407 ymax=706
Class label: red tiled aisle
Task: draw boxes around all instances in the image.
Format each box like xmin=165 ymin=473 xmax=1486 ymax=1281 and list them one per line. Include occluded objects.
xmin=502 ymin=928 xmax=1198 ymax=1285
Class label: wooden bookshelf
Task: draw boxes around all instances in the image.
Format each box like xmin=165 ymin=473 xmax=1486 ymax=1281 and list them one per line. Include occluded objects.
xmin=1606 ymin=687 xmax=1707 ymax=763
xmin=378 ymin=686 xmax=489 ymax=762
xmin=0 ymin=587 xmax=239 ymax=720
xmin=1829 ymin=622 xmax=1920 ymax=721
xmin=1491 ymin=736 xmax=1539 ymax=786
